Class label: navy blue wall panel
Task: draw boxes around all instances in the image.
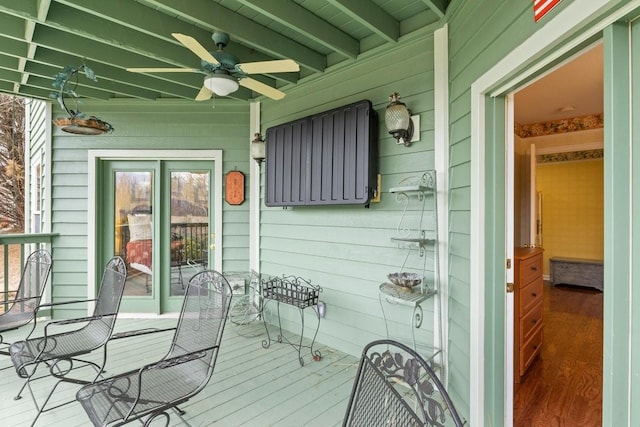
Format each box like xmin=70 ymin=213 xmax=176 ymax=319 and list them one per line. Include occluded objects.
xmin=265 ymin=100 xmax=377 ymax=207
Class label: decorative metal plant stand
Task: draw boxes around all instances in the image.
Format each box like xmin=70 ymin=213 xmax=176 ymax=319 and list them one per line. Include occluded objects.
xmin=378 ymin=284 xmax=441 ymax=365
xmin=379 ymin=170 xmax=444 ymax=371
xmin=261 ymin=275 xmax=322 ymax=366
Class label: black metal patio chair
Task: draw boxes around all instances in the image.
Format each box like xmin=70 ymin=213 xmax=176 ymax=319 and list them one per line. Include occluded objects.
xmin=9 ymin=256 xmax=127 ymax=426
xmin=76 ymin=269 xmax=233 ymax=427
xmin=343 ymin=339 xmax=465 ymax=427
xmin=0 ymin=249 xmax=52 ymax=366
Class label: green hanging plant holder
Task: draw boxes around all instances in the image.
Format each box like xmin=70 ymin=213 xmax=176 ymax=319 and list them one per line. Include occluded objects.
xmin=50 ymin=64 xmax=114 ymax=135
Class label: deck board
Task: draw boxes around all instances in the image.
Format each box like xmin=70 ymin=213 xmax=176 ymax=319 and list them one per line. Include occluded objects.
xmin=0 ymin=317 xmax=359 ymax=426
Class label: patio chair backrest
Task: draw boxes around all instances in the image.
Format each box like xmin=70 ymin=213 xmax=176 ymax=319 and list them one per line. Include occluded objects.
xmin=75 ymin=270 xmax=232 ymax=426
xmin=80 ymin=256 xmax=127 ymax=348
xmin=1 ymin=249 xmax=52 ymax=330
xmin=168 ymin=270 xmax=232 ymax=365
xmin=343 ymin=339 xmax=464 ymax=427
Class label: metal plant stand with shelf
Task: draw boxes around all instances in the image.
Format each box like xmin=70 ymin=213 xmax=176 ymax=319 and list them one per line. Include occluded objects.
xmin=261 ymin=275 xmax=322 ymax=366
xmin=379 ymin=170 xmax=444 ymax=369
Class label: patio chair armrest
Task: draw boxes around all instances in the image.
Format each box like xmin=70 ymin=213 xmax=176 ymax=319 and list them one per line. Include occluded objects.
xmin=34 ymin=298 xmax=98 ymax=316
xmin=0 ymin=294 xmax=39 ymax=304
xmin=119 ymin=345 xmax=219 ymax=421
xmin=45 ymin=312 xmax=116 ymax=330
xmin=111 ymin=327 xmax=176 ymax=340
xmin=37 ymin=298 xmax=98 ymax=309
xmin=143 ymin=345 xmax=219 ymax=372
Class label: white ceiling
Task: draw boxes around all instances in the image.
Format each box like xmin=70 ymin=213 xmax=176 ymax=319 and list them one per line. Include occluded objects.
xmin=514 ymin=43 xmax=603 ymax=125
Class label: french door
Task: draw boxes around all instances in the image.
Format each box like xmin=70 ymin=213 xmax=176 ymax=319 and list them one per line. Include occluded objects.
xmin=100 ymin=158 xmax=216 ymax=314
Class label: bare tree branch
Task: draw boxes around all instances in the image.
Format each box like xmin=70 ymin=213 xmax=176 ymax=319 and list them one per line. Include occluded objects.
xmin=0 ymin=94 xmax=25 ymax=232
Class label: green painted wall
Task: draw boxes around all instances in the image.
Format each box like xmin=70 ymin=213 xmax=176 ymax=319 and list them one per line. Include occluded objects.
xmin=446 ymin=0 xmax=635 ymax=424
xmin=34 ymin=0 xmax=640 ymax=424
xmin=259 ymin=21 xmax=443 ymax=383
xmin=48 ymin=99 xmax=251 ymax=315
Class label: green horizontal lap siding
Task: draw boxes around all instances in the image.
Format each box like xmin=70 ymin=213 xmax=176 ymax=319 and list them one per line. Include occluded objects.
xmin=259 ymin=32 xmax=438 ymax=360
xmin=48 ymin=100 xmax=250 ymax=317
xmin=445 ymin=0 xmax=640 ymax=422
xmin=446 ymin=0 xmax=544 ymax=420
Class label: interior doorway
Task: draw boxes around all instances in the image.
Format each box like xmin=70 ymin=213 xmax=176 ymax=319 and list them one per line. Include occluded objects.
xmin=511 ymin=44 xmax=604 ymax=426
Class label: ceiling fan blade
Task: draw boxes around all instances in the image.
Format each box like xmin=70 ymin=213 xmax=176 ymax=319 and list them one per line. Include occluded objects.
xmin=239 ymin=77 xmax=286 ymax=100
xmin=195 ymin=85 xmax=213 ymax=101
xmin=237 ymin=59 xmax=300 ymax=74
xmin=127 ymin=67 xmax=199 ymax=73
xmin=172 ymin=33 xmax=219 ymax=65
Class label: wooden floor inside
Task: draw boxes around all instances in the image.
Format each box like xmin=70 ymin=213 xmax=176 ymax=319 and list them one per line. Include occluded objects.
xmin=0 ymin=318 xmax=359 ymax=426
xmin=514 ymin=282 xmax=603 ymax=427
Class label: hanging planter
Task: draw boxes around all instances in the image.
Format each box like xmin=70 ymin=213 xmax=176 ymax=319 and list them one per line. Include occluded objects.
xmin=50 ymin=64 xmax=114 ymax=135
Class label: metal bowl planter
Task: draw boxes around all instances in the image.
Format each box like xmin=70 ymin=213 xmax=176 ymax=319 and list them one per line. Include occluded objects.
xmin=387 ymin=272 xmax=422 ymax=290
xmin=51 ymin=64 xmax=114 ymax=135
xmin=53 ymin=117 xmax=113 ymax=135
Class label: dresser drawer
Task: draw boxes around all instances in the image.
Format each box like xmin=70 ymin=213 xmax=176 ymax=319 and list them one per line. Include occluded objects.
xmin=520 ymin=300 xmax=543 ymax=343
xmin=519 ymin=276 xmax=543 ymax=313
xmin=519 ymin=253 xmax=542 ymax=285
xmin=520 ymin=324 xmax=543 ymax=376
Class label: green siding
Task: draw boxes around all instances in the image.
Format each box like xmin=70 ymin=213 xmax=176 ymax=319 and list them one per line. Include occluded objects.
xmin=26 ymin=0 xmax=640 ymax=424
xmin=48 ymin=99 xmax=251 ymax=316
xmin=258 ymin=23 xmax=443 ymax=396
xmin=447 ymin=0 xmax=638 ymax=424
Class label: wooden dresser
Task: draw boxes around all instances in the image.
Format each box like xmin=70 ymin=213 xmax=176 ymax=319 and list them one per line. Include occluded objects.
xmin=514 ymin=247 xmax=544 ymax=382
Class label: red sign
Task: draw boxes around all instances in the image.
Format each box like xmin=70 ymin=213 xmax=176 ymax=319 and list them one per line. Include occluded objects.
xmin=534 ymin=0 xmax=561 ymax=22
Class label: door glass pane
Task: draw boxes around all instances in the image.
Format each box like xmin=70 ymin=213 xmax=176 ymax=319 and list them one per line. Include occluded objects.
xmin=170 ymin=171 xmax=209 ymax=296
xmin=114 ymin=171 xmax=153 ymax=296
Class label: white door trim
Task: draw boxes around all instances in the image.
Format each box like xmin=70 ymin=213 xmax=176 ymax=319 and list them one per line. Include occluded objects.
xmin=434 ymin=23 xmax=450 ymax=382
xmin=504 ymin=94 xmax=515 ymax=427
xmin=469 ymin=0 xmax=640 ymax=424
xmin=249 ymin=102 xmax=261 ymax=273
xmin=87 ymin=149 xmax=223 ymax=313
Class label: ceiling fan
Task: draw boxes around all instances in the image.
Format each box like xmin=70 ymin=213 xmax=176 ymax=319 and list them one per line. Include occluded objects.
xmin=127 ymin=32 xmax=299 ymax=101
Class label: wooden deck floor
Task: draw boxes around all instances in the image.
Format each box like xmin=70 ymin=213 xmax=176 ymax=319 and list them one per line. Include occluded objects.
xmin=0 ymin=318 xmax=359 ymax=426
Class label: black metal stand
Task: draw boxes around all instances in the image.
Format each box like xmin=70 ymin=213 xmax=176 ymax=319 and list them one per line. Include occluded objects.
xmin=261 ymin=275 xmax=322 ymax=366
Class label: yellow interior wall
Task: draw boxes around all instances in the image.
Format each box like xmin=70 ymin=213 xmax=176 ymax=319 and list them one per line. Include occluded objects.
xmin=536 ymin=159 xmax=604 ymax=275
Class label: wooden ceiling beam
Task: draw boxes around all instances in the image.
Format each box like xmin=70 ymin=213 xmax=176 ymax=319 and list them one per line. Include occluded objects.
xmin=327 ymin=0 xmax=399 ymax=43
xmin=237 ymin=0 xmax=359 ymax=59
xmin=142 ymin=0 xmax=326 ymax=72
xmin=421 ymin=0 xmax=447 ymax=19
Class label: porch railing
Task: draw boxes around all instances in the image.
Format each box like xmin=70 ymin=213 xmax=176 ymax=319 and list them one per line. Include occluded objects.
xmin=0 ymin=233 xmax=58 ymax=312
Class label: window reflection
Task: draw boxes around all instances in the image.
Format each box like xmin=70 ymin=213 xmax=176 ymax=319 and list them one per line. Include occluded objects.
xmin=114 ymin=171 xmax=153 ymax=296
xmin=169 ymin=171 xmax=209 ymax=296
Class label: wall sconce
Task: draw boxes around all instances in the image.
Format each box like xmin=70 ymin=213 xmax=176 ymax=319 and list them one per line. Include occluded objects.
xmin=385 ymin=92 xmax=414 ymax=146
xmin=251 ymin=132 xmax=266 ymax=164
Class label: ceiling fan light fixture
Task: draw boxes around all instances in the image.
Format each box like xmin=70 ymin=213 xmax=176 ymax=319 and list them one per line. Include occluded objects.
xmin=204 ymin=73 xmax=239 ymax=96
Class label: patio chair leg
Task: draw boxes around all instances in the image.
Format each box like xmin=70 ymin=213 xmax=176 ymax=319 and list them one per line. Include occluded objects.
xmin=170 ymin=407 xmax=193 ymax=427
xmin=14 ymin=378 xmax=29 ymax=400
xmin=13 ymin=363 xmax=42 ymax=400
xmin=29 ymin=378 xmax=65 ymax=427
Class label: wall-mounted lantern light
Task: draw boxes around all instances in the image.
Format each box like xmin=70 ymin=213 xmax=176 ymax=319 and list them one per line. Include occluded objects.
xmin=251 ymin=132 xmax=265 ymax=164
xmin=385 ymin=92 xmax=414 ymax=146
